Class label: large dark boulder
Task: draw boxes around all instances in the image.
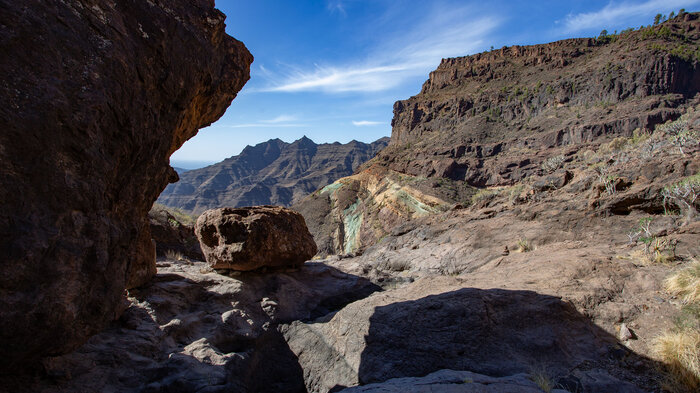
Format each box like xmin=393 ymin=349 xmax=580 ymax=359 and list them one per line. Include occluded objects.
xmin=0 ymin=0 xmax=252 ymax=371
xmin=195 ymin=206 xmax=317 ymax=271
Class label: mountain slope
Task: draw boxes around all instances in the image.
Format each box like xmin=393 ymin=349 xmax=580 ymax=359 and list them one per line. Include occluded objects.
xmin=158 ymin=136 xmax=389 ymax=214
xmin=294 ymin=13 xmax=700 ymax=256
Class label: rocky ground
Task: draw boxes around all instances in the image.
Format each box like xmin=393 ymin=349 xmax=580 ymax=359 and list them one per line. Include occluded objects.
xmin=0 ymin=254 xmax=659 ymax=392
xmin=11 ymin=260 xmax=378 ymax=393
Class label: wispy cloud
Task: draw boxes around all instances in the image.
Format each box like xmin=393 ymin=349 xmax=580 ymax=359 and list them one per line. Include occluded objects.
xmin=227 ymin=123 xmax=305 ymax=129
xmin=257 ymin=4 xmax=499 ymax=94
xmin=326 ymin=0 xmax=346 ymax=16
xmin=228 ymin=114 xmax=304 ymax=128
xmin=561 ymin=0 xmax=700 ymax=33
xmin=261 ymin=114 xmax=298 ymax=124
xmin=352 ymin=120 xmax=385 ymax=126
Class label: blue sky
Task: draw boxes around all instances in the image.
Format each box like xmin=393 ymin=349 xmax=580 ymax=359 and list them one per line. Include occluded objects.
xmin=170 ymin=0 xmax=700 ymax=169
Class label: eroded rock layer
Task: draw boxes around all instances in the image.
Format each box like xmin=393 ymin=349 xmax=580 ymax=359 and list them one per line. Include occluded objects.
xmin=296 ymin=13 xmax=700 ymax=255
xmin=0 ymin=0 xmax=252 ymax=370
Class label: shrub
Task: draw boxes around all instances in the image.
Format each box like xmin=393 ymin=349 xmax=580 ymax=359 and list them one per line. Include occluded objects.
xmin=151 ymin=203 xmax=197 ymax=226
xmin=529 ymin=368 xmax=552 ymax=393
xmin=601 ymin=174 xmax=618 ymax=195
xmin=541 ymin=155 xmax=565 ymax=173
xmin=471 ymin=188 xmax=499 ymax=205
xmin=593 ymin=165 xmax=617 ymax=195
xmin=662 ymin=174 xmax=700 ymax=223
xmin=656 ymin=116 xmax=698 ymax=155
xmin=627 ymin=217 xmax=677 ymax=262
xmin=607 ymin=137 xmax=628 ymax=152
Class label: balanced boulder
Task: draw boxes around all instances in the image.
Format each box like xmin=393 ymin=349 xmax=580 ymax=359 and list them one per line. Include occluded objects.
xmin=195 ymin=206 xmax=317 ymax=270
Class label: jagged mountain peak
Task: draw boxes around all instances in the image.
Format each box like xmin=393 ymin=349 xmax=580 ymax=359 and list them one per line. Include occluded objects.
xmin=158 ymin=137 xmax=389 ymax=214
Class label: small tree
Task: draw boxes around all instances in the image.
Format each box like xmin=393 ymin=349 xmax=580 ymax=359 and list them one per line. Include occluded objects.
xmin=654 ymin=13 xmax=662 ymax=25
xmin=669 ymin=11 xmax=676 ymax=19
xmin=599 ymin=29 xmax=608 ymax=38
xmin=662 ymin=175 xmax=700 ymax=223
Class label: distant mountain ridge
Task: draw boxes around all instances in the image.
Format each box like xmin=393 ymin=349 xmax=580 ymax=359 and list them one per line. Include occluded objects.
xmin=157 ymin=136 xmax=389 ymax=214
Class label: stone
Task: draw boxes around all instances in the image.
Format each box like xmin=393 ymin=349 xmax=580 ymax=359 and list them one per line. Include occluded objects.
xmin=195 ymin=206 xmax=317 ymax=271
xmin=619 ymin=323 xmax=636 ymax=341
xmin=0 ymin=0 xmax=252 ymax=371
xmin=533 ymin=170 xmax=573 ymax=192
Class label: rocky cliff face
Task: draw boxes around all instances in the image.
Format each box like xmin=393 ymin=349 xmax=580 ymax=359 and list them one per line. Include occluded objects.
xmin=0 ymin=0 xmax=252 ymax=371
xmin=158 ymin=136 xmax=389 ymax=214
xmin=10 ymin=13 xmax=700 ymax=393
xmin=296 ymin=13 xmax=700 ymax=256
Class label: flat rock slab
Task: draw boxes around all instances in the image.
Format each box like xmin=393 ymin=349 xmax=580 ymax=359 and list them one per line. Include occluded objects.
xmin=282 ymin=276 xmax=651 ymax=393
xmin=338 ymin=370 xmax=570 ymax=393
xmin=195 ymin=206 xmax=317 ymax=271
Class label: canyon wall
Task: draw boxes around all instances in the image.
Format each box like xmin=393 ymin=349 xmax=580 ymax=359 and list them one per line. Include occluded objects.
xmin=296 ymin=13 xmax=700 ymax=255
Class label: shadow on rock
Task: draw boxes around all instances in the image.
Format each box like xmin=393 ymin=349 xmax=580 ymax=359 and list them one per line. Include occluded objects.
xmin=14 ymin=262 xmax=380 ymax=393
xmin=355 ymin=288 xmax=663 ymax=392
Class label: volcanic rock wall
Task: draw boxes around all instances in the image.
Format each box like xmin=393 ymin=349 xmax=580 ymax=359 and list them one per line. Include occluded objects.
xmin=0 ymin=0 xmax=252 ymax=370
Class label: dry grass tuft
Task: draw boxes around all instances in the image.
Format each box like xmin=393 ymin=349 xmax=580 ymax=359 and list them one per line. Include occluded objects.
xmin=654 ymin=259 xmax=700 ymax=392
xmin=517 ymin=238 xmax=533 ymax=253
xmin=653 ymin=330 xmax=700 ymax=392
xmin=529 ymin=368 xmax=552 ymax=393
xmin=164 ymin=249 xmax=186 ymax=261
xmin=666 ymin=260 xmax=700 ymax=304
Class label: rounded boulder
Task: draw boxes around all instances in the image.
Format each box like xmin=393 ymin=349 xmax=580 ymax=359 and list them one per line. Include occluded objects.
xmin=195 ymin=206 xmax=317 ymax=271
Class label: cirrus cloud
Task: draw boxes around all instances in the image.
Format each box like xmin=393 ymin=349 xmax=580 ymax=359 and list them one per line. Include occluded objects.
xmin=560 ymin=0 xmax=700 ymax=33
xmin=256 ymin=4 xmax=500 ymax=94
xmin=352 ymin=120 xmax=385 ymax=126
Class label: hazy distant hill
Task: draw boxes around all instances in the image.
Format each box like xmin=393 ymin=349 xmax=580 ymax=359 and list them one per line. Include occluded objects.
xmin=157 ymin=136 xmax=389 ymax=214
